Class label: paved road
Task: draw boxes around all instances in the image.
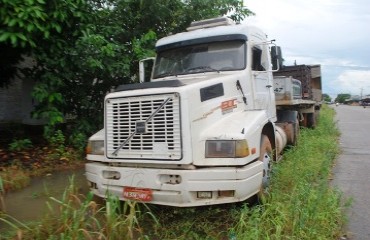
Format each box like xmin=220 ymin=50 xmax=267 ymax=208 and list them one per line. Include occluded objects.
xmin=332 ymin=105 xmax=370 ymax=240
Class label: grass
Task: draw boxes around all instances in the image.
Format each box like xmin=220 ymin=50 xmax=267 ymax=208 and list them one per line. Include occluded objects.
xmin=1 ymin=177 xmax=157 ymax=240
xmin=0 ymin=166 xmax=30 ymax=192
xmin=230 ymin=105 xmax=344 ymax=239
xmin=0 ymin=105 xmax=345 ymax=239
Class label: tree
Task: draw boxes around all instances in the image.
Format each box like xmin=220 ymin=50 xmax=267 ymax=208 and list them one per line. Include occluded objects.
xmin=1 ymin=0 xmax=253 ymax=146
xmin=335 ymin=93 xmax=351 ymax=103
xmin=322 ymin=93 xmax=331 ymax=102
xmin=0 ymin=0 xmax=89 ymax=87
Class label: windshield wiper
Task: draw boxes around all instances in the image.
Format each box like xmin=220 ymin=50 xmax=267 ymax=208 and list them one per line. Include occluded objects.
xmin=155 ymin=72 xmax=176 ymax=78
xmin=185 ymin=66 xmax=219 ymax=73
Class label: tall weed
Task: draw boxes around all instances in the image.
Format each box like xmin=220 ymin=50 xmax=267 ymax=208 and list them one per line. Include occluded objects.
xmin=234 ymin=105 xmax=344 ymax=239
xmin=0 ymin=106 xmax=344 ymax=239
xmin=1 ymin=177 xmax=156 ymax=239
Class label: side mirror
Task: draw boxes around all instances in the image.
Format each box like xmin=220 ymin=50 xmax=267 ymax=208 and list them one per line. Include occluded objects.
xmin=271 ymin=46 xmax=283 ymax=71
xmin=139 ymin=57 xmax=155 ymax=83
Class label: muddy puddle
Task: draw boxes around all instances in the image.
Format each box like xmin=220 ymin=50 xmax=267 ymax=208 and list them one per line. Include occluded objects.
xmin=0 ymin=168 xmax=89 ymax=231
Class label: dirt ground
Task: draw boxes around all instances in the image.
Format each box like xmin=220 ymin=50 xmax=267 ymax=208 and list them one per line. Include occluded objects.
xmin=0 ymin=146 xmax=84 ymax=192
xmin=0 ymin=144 xmax=82 ymax=170
xmin=0 ymin=124 xmax=84 ymax=179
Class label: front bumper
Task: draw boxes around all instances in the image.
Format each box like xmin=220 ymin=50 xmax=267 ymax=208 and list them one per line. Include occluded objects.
xmin=85 ymin=161 xmax=263 ymax=207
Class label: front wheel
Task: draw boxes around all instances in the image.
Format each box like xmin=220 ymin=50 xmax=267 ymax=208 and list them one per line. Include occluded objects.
xmin=259 ymin=135 xmax=272 ymax=193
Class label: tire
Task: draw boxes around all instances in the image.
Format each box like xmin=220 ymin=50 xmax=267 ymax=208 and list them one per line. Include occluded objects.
xmin=306 ymin=112 xmax=316 ymax=128
xmin=292 ymin=116 xmax=300 ymax=146
xmin=259 ymin=135 xmax=272 ymax=194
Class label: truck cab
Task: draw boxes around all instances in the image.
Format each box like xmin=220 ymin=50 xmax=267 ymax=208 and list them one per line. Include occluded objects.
xmin=85 ymin=17 xmax=280 ymax=207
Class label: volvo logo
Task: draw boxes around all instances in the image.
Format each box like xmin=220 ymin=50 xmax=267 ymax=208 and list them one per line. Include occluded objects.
xmin=136 ymin=121 xmax=146 ymax=134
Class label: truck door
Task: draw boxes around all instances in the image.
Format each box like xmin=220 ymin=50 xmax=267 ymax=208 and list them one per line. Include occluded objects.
xmin=251 ymin=45 xmax=276 ymax=120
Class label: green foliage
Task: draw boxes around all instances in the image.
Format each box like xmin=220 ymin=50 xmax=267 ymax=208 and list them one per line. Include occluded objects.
xmin=0 ymin=177 xmax=3 ymax=193
xmin=0 ymin=166 xmax=30 ymax=192
xmin=335 ymin=93 xmax=351 ymax=103
xmin=42 ymin=128 xmax=83 ymax=162
xmin=69 ymin=132 xmax=87 ymax=152
xmin=0 ymin=0 xmax=90 ymax=87
xmin=27 ymin=0 xmax=251 ymax=142
xmin=1 ymin=0 xmax=252 ymax=140
xmin=0 ymin=0 xmax=88 ymax=48
xmin=47 ymin=129 xmax=65 ymax=147
xmin=323 ymin=93 xmax=332 ymax=102
xmin=8 ymin=139 xmax=33 ymax=151
xmin=232 ymin=105 xmax=344 ymax=239
xmin=0 ymin=107 xmax=345 ymax=239
xmin=182 ymin=0 xmax=254 ymax=24
xmin=1 ymin=177 xmax=157 ymax=239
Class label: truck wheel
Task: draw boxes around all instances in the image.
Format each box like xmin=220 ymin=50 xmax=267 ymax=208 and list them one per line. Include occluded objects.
xmin=292 ymin=116 xmax=300 ymax=146
xmin=306 ymin=113 xmax=316 ymax=128
xmin=259 ymin=135 xmax=272 ymax=191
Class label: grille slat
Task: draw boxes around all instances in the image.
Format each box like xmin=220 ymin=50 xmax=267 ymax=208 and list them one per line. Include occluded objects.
xmin=106 ymin=93 xmax=181 ymax=160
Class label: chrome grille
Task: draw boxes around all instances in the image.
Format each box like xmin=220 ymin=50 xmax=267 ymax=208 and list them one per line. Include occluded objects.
xmin=106 ymin=93 xmax=181 ymax=160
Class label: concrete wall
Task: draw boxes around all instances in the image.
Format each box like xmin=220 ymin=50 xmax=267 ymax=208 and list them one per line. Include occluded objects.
xmin=0 ymin=77 xmax=22 ymax=122
xmin=0 ymin=56 xmax=45 ymax=125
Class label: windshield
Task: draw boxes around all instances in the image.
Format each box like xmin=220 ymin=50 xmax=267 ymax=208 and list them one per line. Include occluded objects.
xmin=153 ymin=40 xmax=246 ymax=79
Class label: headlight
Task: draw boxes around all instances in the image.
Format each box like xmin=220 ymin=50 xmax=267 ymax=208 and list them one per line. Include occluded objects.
xmin=205 ymin=140 xmax=249 ymax=158
xmin=86 ymin=140 xmax=104 ymax=155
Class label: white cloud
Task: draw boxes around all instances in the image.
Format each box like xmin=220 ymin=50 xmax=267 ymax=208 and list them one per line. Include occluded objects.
xmin=328 ymin=70 xmax=370 ymax=95
xmin=244 ymin=0 xmax=370 ymax=96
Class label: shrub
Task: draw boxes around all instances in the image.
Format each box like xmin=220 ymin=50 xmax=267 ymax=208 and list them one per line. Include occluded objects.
xmin=8 ymin=139 xmax=33 ymax=152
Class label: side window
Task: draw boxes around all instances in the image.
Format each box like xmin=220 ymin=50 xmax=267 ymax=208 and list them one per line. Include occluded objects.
xmin=252 ymin=46 xmax=270 ymax=71
xmin=252 ymin=47 xmax=265 ymax=71
xmin=260 ymin=46 xmax=270 ymax=70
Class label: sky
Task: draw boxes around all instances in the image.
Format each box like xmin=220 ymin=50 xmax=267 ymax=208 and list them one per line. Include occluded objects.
xmin=245 ymin=0 xmax=370 ymax=99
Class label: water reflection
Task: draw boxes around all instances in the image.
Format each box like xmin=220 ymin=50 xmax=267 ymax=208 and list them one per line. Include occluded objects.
xmin=1 ymin=168 xmax=88 ymax=230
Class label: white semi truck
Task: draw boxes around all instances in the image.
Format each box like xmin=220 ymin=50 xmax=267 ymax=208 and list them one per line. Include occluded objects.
xmin=85 ymin=17 xmax=321 ymax=207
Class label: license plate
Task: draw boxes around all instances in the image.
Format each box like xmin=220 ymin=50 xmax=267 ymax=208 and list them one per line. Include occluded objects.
xmin=123 ymin=187 xmax=153 ymax=202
